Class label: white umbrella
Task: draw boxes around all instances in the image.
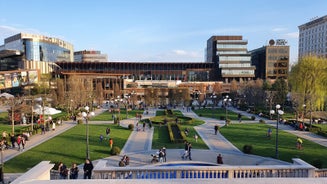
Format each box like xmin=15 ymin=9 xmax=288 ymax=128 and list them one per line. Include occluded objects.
xmin=33 ymin=106 xmax=62 ymax=115
xmin=0 ymin=92 xmax=14 ymax=99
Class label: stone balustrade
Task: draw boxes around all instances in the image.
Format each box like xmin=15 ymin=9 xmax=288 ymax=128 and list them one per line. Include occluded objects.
xmin=315 ymin=169 xmax=327 ymax=178
xmin=92 ymin=158 xmax=317 ymax=179
xmin=11 ymin=159 xmax=327 ymax=184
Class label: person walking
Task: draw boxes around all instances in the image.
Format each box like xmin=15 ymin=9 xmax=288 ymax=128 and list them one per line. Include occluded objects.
xmin=109 ymin=138 xmax=113 ymax=149
xmin=162 ymin=146 xmax=167 ymax=162
xmin=158 ymin=148 xmax=164 ymax=163
xmin=83 ymin=159 xmax=94 ymax=179
xmin=52 ymin=121 xmax=56 ymax=131
xmin=10 ymin=133 xmax=16 ymax=148
xmin=105 ymin=127 xmax=111 ymax=139
xmin=187 ymin=142 xmax=192 ymax=160
xmin=181 ymin=141 xmax=188 ymax=160
xmin=21 ymin=136 xmax=26 ymax=151
xmin=238 ymin=113 xmax=242 ymax=123
xmin=16 ymin=135 xmax=22 ymax=151
xmin=217 ymin=154 xmax=223 ymax=164
xmin=143 ymin=122 xmax=146 ymax=131
xmin=69 ymin=163 xmax=79 ymax=179
xmin=214 ymin=124 xmax=219 ymax=135
xmin=296 ymin=137 xmax=303 ymax=150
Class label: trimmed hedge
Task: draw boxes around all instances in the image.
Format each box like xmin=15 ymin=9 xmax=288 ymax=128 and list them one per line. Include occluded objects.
xmin=317 ymin=130 xmax=327 ymax=138
xmin=167 ymin=123 xmax=186 ymax=143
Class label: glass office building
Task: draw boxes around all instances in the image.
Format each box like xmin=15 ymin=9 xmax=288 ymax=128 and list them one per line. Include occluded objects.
xmin=0 ymin=33 xmax=74 ymax=73
xmin=206 ymin=36 xmax=256 ymax=82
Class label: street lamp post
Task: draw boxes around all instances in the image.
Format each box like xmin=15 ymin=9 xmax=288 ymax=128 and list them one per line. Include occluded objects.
xmin=115 ymin=96 xmax=123 ymax=120
xmin=0 ymin=143 xmax=4 ymax=183
xmin=125 ymin=95 xmax=130 ymax=118
xmin=302 ymin=104 xmax=306 ymax=124
xmin=223 ymin=95 xmax=232 ymax=121
xmin=210 ymin=94 xmax=217 ymax=118
xmin=270 ymin=104 xmax=284 ymax=159
xmin=82 ymin=106 xmax=95 ymax=159
xmin=131 ymin=91 xmax=136 ymax=109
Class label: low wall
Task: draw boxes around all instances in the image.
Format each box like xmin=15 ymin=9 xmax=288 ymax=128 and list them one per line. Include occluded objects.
xmin=11 ymin=161 xmax=54 ymax=184
xmin=92 ymin=158 xmax=316 ymax=179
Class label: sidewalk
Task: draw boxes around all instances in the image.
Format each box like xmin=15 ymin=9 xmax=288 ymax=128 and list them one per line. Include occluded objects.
xmin=3 ymin=122 xmax=76 ymax=162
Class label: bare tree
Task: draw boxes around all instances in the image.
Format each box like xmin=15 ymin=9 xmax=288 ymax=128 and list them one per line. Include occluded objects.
xmin=95 ymin=81 xmax=104 ymax=107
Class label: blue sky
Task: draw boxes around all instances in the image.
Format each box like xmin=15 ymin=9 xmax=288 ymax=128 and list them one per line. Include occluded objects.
xmin=0 ymin=0 xmax=326 ymax=64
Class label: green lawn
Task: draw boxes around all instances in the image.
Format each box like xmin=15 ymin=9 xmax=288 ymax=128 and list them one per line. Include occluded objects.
xmin=220 ymin=123 xmax=327 ymax=168
xmin=193 ymin=108 xmax=251 ymax=120
xmin=151 ymin=110 xmax=208 ymax=150
xmin=91 ymin=109 xmax=144 ymax=121
xmin=4 ymin=123 xmax=132 ymax=173
xmin=0 ymin=111 xmax=9 ymax=123
xmin=315 ymin=124 xmax=327 ymax=132
xmin=0 ymin=111 xmax=31 ymax=135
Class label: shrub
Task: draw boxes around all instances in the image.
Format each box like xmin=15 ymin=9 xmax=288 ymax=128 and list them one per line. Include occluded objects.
xmin=243 ymin=144 xmax=253 ymax=154
xmin=259 ymin=119 xmax=266 ymax=124
xmin=251 ymin=116 xmax=256 ymax=120
xmin=199 ymin=114 xmax=202 ymax=117
xmin=220 ymin=116 xmax=225 ymax=120
xmin=311 ymin=159 xmax=323 ymax=169
xmin=317 ymin=130 xmax=327 ymax=138
xmin=77 ymin=119 xmax=83 ymax=124
xmin=225 ymin=119 xmax=231 ymax=126
xmin=128 ymin=124 xmax=134 ymax=130
xmin=111 ymin=146 xmax=121 ymax=155
xmin=176 ymin=123 xmax=187 ymax=141
xmin=167 ymin=123 xmax=174 ymax=142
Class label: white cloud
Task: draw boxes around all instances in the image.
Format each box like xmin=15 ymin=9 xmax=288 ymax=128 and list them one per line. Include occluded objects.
xmin=149 ymin=49 xmax=203 ymax=62
xmin=284 ymin=32 xmax=299 ymax=39
xmin=272 ymin=27 xmax=287 ymax=32
xmin=111 ymin=49 xmax=204 ymax=63
xmin=0 ymin=25 xmax=67 ymax=45
xmin=173 ymin=49 xmax=187 ymax=56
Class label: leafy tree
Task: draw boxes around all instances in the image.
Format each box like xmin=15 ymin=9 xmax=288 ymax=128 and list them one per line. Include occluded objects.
xmin=271 ymin=78 xmax=288 ymax=106
xmin=289 ymin=56 xmax=327 ymax=111
xmin=262 ymin=80 xmax=272 ymax=91
xmin=230 ymin=79 xmax=238 ymax=98
xmin=242 ymin=79 xmax=265 ymax=108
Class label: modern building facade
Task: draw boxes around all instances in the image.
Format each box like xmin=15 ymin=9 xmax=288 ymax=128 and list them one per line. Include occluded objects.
xmin=74 ymin=50 xmax=108 ymax=62
xmin=53 ymin=61 xmax=227 ymax=100
xmin=206 ymin=36 xmax=255 ymax=83
xmin=251 ymin=39 xmax=290 ymax=80
xmin=0 ymin=33 xmax=74 ymax=74
xmin=298 ymin=15 xmax=327 ymax=58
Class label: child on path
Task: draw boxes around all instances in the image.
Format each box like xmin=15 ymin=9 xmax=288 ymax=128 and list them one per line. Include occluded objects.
xmin=296 ymin=137 xmax=303 ymax=150
xmin=109 ymin=138 xmax=113 ymax=149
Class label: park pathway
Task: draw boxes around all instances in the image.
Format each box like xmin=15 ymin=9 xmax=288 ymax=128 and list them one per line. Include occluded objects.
xmin=180 ymin=108 xmax=243 ymax=154
xmin=119 ymin=108 xmax=155 ymax=155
